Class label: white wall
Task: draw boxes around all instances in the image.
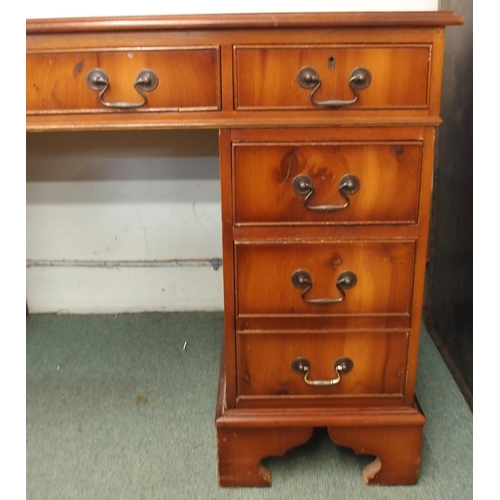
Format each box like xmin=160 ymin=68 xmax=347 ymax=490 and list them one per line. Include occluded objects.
xmin=26 ymin=131 xmax=222 ymax=313
xmin=26 ymin=1 xmax=438 ymax=314
xmin=26 ymin=1 xmax=438 ymax=19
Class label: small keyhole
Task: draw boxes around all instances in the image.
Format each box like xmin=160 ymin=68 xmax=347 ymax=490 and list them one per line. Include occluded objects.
xmin=328 ymin=57 xmax=335 ymax=70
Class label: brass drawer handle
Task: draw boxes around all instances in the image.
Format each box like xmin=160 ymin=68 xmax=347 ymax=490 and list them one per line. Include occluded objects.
xmin=297 ymin=66 xmax=371 ymax=108
xmin=291 ymin=270 xmax=357 ymax=305
xmin=292 ymin=174 xmax=360 ymax=212
xmin=86 ymin=69 xmax=159 ymax=109
xmin=292 ymin=357 xmax=354 ymax=386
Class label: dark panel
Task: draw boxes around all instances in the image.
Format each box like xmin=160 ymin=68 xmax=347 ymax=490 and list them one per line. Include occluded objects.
xmin=425 ymin=0 xmax=473 ymax=409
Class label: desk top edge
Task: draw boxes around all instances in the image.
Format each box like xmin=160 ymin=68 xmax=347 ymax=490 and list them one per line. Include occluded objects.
xmin=26 ymin=11 xmax=464 ymax=34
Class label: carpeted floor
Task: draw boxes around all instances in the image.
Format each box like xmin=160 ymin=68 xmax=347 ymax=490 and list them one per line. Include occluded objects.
xmin=26 ymin=312 xmax=472 ymax=499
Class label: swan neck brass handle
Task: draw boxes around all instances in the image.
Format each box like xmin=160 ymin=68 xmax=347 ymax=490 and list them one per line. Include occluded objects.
xmin=86 ymin=69 xmax=159 ymax=109
xmin=297 ymin=66 xmax=371 ymax=108
xmin=292 ymin=357 xmax=354 ymax=386
xmin=291 ymin=270 xmax=357 ymax=305
xmin=293 ymin=174 xmax=360 ymax=212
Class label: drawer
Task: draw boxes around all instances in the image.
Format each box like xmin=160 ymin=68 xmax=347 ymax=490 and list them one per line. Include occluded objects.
xmin=237 ymin=331 xmax=408 ymax=399
xmin=234 ymin=45 xmax=430 ymax=111
xmin=236 ymin=241 xmax=415 ymax=317
xmin=233 ymin=142 xmax=422 ymax=225
xmin=26 ymin=48 xmax=220 ymax=114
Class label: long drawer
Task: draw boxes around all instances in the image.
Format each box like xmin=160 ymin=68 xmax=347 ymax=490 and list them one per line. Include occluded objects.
xmin=233 ymin=141 xmax=422 ymax=225
xmin=234 ymin=45 xmax=431 ymax=111
xmin=237 ymin=331 xmax=409 ymax=399
xmin=27 ymin=48 xmax=220 ymax=114
xmin=235 ymin=241 xmax=415 ymax=318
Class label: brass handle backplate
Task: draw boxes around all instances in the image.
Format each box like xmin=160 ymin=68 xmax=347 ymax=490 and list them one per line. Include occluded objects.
xmin=292 ymin=356 xmax=354 ymax=386
xmin=291 ymin=269 xmax=357 ymax=305
xmin=297 ymin=66 xmax=372 ymax=108
xmin=292 ymin=174 xmax=360 ymax=212
xmin=86 ymin=68 xmax=159 ymax=109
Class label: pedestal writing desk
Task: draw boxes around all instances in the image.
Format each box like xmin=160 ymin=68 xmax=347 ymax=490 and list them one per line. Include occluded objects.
xmin=26 ymin=11 xmax=463 ymax=487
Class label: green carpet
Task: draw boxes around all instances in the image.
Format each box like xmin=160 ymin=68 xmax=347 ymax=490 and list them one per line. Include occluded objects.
xmin=26 ymin=312 xmax=472 ymax=499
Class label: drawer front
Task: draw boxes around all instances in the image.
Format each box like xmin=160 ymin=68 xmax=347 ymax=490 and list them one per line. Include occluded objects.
xmin=236 ymin=241 xmax=415 ymax=317
xmin=27 ymin=49 xmax=220 ymax=114
xmin=233 ymin=142 xmax=421 ymax=225
xmin=237 ymin=331 xmax=408 ymax=398
xmin=234 ymin=45 xmax=430 ymax=111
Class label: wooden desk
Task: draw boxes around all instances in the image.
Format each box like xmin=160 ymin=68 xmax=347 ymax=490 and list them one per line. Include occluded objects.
xmin=26 ymin=11 xmax=463 ymax=487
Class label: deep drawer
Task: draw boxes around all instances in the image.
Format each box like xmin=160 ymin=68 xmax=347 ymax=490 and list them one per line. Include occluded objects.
xmin=234 ymin=45 xmax=430 ymax=111
xmin=233 ymin=142 xmax=422 ymax=225
xmin=237 ymin=331 xmax=408 ymax=399
xmin=26 ymin=48 xmax=220 ymax=114
xmin=235 ymin=241 xmax=415 ymax=318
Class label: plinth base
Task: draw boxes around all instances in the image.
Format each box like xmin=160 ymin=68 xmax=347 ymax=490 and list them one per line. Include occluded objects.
xmin=215 ymin=371 xmax=426 ymax=487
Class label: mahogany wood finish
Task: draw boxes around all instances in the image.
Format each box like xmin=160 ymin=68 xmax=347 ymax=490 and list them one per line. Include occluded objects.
xmin=26 ymin=11 xmax=463 ymax=487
